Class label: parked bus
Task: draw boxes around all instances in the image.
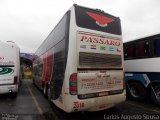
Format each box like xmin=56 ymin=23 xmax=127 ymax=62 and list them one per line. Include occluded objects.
xmin=0 ymin=41 xmax=20 ymax=96
xmin=124 ymin=34 xmax=160 ymax=105
xmin=33 ymin=4 xmax=126 ymax=112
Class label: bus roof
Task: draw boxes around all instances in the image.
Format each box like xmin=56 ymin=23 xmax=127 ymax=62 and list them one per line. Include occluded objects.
xmin=124 ymin=33 xmax=160 ymax=44
xmin=74 ymin=4 xmax=119 ymax=19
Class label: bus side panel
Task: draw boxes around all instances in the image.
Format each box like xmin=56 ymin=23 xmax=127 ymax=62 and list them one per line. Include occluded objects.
xmin=35 ymin=50 xmax=54 ymax=89
xmin=125 ymin=73 xmax=148 ymax=87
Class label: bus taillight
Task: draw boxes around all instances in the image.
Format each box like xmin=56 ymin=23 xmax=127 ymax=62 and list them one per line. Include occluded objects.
xmin=69 ymin=73 xmax=77 ymax=95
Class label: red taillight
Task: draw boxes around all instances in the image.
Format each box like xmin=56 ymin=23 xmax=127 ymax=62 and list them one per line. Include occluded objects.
xmin=69 ymin=73 xmax=77 ymax=95
xmin=70 ymin=86 xmax=77 ymax=91
xmin=14 ymin=76 xmax=18 ymax=84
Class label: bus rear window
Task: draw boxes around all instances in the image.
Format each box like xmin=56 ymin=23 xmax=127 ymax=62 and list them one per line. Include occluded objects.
xmin=75 ymin=6 xmax=121 ymax=35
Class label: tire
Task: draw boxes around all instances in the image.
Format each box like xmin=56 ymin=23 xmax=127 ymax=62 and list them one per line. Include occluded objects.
xmin=128 ymin=82 xmax=147 ymax=101
xmin=151 ymin=85 xmax=160 ymax=105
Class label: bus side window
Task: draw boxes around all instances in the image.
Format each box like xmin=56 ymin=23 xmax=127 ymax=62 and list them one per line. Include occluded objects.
xmin=145 ymin=41 xmax=150 ymax=55
xmin=51 ymin=41 xmax=66 ymax=100
xmin=136 ymin=41 xmax=150 ymax=58
xmin=124 ymin=44 xmax=136 ymax=59
xmin=154 ymin=38 xmax=160 ymax=56
xmin=38 ymin=64 xmax=43 ymax=77
xmin=33 ymin=66 xmax=38 ymax=76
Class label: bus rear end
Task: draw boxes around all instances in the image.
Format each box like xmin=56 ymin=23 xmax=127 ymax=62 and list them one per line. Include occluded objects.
xmin=67 ymin=5 xmax=126 ymax=112
xmin=0 ymin=42 xmax=19 ymax=95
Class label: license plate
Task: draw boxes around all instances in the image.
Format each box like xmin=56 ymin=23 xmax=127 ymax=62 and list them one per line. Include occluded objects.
xmin=98 ymin=91 xmax=108 ymax=96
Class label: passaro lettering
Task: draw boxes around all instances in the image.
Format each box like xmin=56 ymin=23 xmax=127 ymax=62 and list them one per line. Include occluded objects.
xmin=80 ymin=35 xmax=120 ymax=46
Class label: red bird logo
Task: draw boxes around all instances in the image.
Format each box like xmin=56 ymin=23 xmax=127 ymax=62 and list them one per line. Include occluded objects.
xmin=86 ymin=11 xmax=114 ymax=27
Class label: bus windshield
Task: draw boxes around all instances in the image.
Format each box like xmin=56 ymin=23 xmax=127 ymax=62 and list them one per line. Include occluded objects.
xmin=75 ymin=6 xmax=122 ymax=35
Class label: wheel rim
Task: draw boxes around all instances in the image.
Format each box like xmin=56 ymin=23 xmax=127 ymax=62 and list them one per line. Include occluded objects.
xmin=43 ymin=86 xmax=46 ymax=95
xmin=130 ymin=86 xmax=140 ymax=98
xmin=47 ymin=88 xmax=51 ymax=100
xmin=155 ymin=88 xmax=160 ymax=99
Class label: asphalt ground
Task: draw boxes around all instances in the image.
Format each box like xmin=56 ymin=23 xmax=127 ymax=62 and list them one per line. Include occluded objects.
xmin=0 ymin=79 xmax=159 ymax=120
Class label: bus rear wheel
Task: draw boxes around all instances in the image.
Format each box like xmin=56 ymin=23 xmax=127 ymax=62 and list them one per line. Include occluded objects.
xmin=128 ymin=82 xmax=147 ymax=101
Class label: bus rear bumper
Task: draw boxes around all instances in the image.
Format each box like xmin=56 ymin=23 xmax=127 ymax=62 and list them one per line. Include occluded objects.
xmin=66 ymin=90 xmax=126 ymax=112
xmin=0 ymin=85 xmax=18 ymax=94
xmin=87 ymin=91 xmax=126 ymax=111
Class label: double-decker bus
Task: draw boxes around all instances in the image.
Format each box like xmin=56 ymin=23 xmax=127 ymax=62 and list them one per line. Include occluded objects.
xmin=124 ymin=34 xmax=160 ymax=105
xmin=0 ymin=41 xmax=20 ymax=96
xmin=33 ymin=4 xmax=126 ymax=112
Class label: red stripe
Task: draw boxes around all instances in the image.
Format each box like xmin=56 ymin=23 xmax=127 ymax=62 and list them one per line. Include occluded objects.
xmin=45 ymin=50 xmax=53 ymax=84
xmin=42 ymin=53 xmax=47 ymax=85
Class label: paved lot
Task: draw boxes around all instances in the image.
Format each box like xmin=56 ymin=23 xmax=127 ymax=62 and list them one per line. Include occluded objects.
xmin=0 ymin=79 xmax=159 ymax=120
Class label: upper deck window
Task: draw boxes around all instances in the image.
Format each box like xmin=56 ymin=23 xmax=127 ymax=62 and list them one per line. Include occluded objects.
xmin=75 ymin=6 xmax=121 ymax=35
xmin=136 ymin=41 xmax=150 ymax=57
xmin=124 ymin=44 xmax=136 ymax=59
xmin=154 ymin=38 xmax=160 ymax=56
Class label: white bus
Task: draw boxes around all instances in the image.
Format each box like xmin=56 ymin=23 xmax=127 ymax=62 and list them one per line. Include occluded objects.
xmin=0 ymin=41 xmax=20 ymax=96
xmin=33 ymin=4 xmax=126 ymax=112
xmin=124 ymin=34 xmax=160 ymax=105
